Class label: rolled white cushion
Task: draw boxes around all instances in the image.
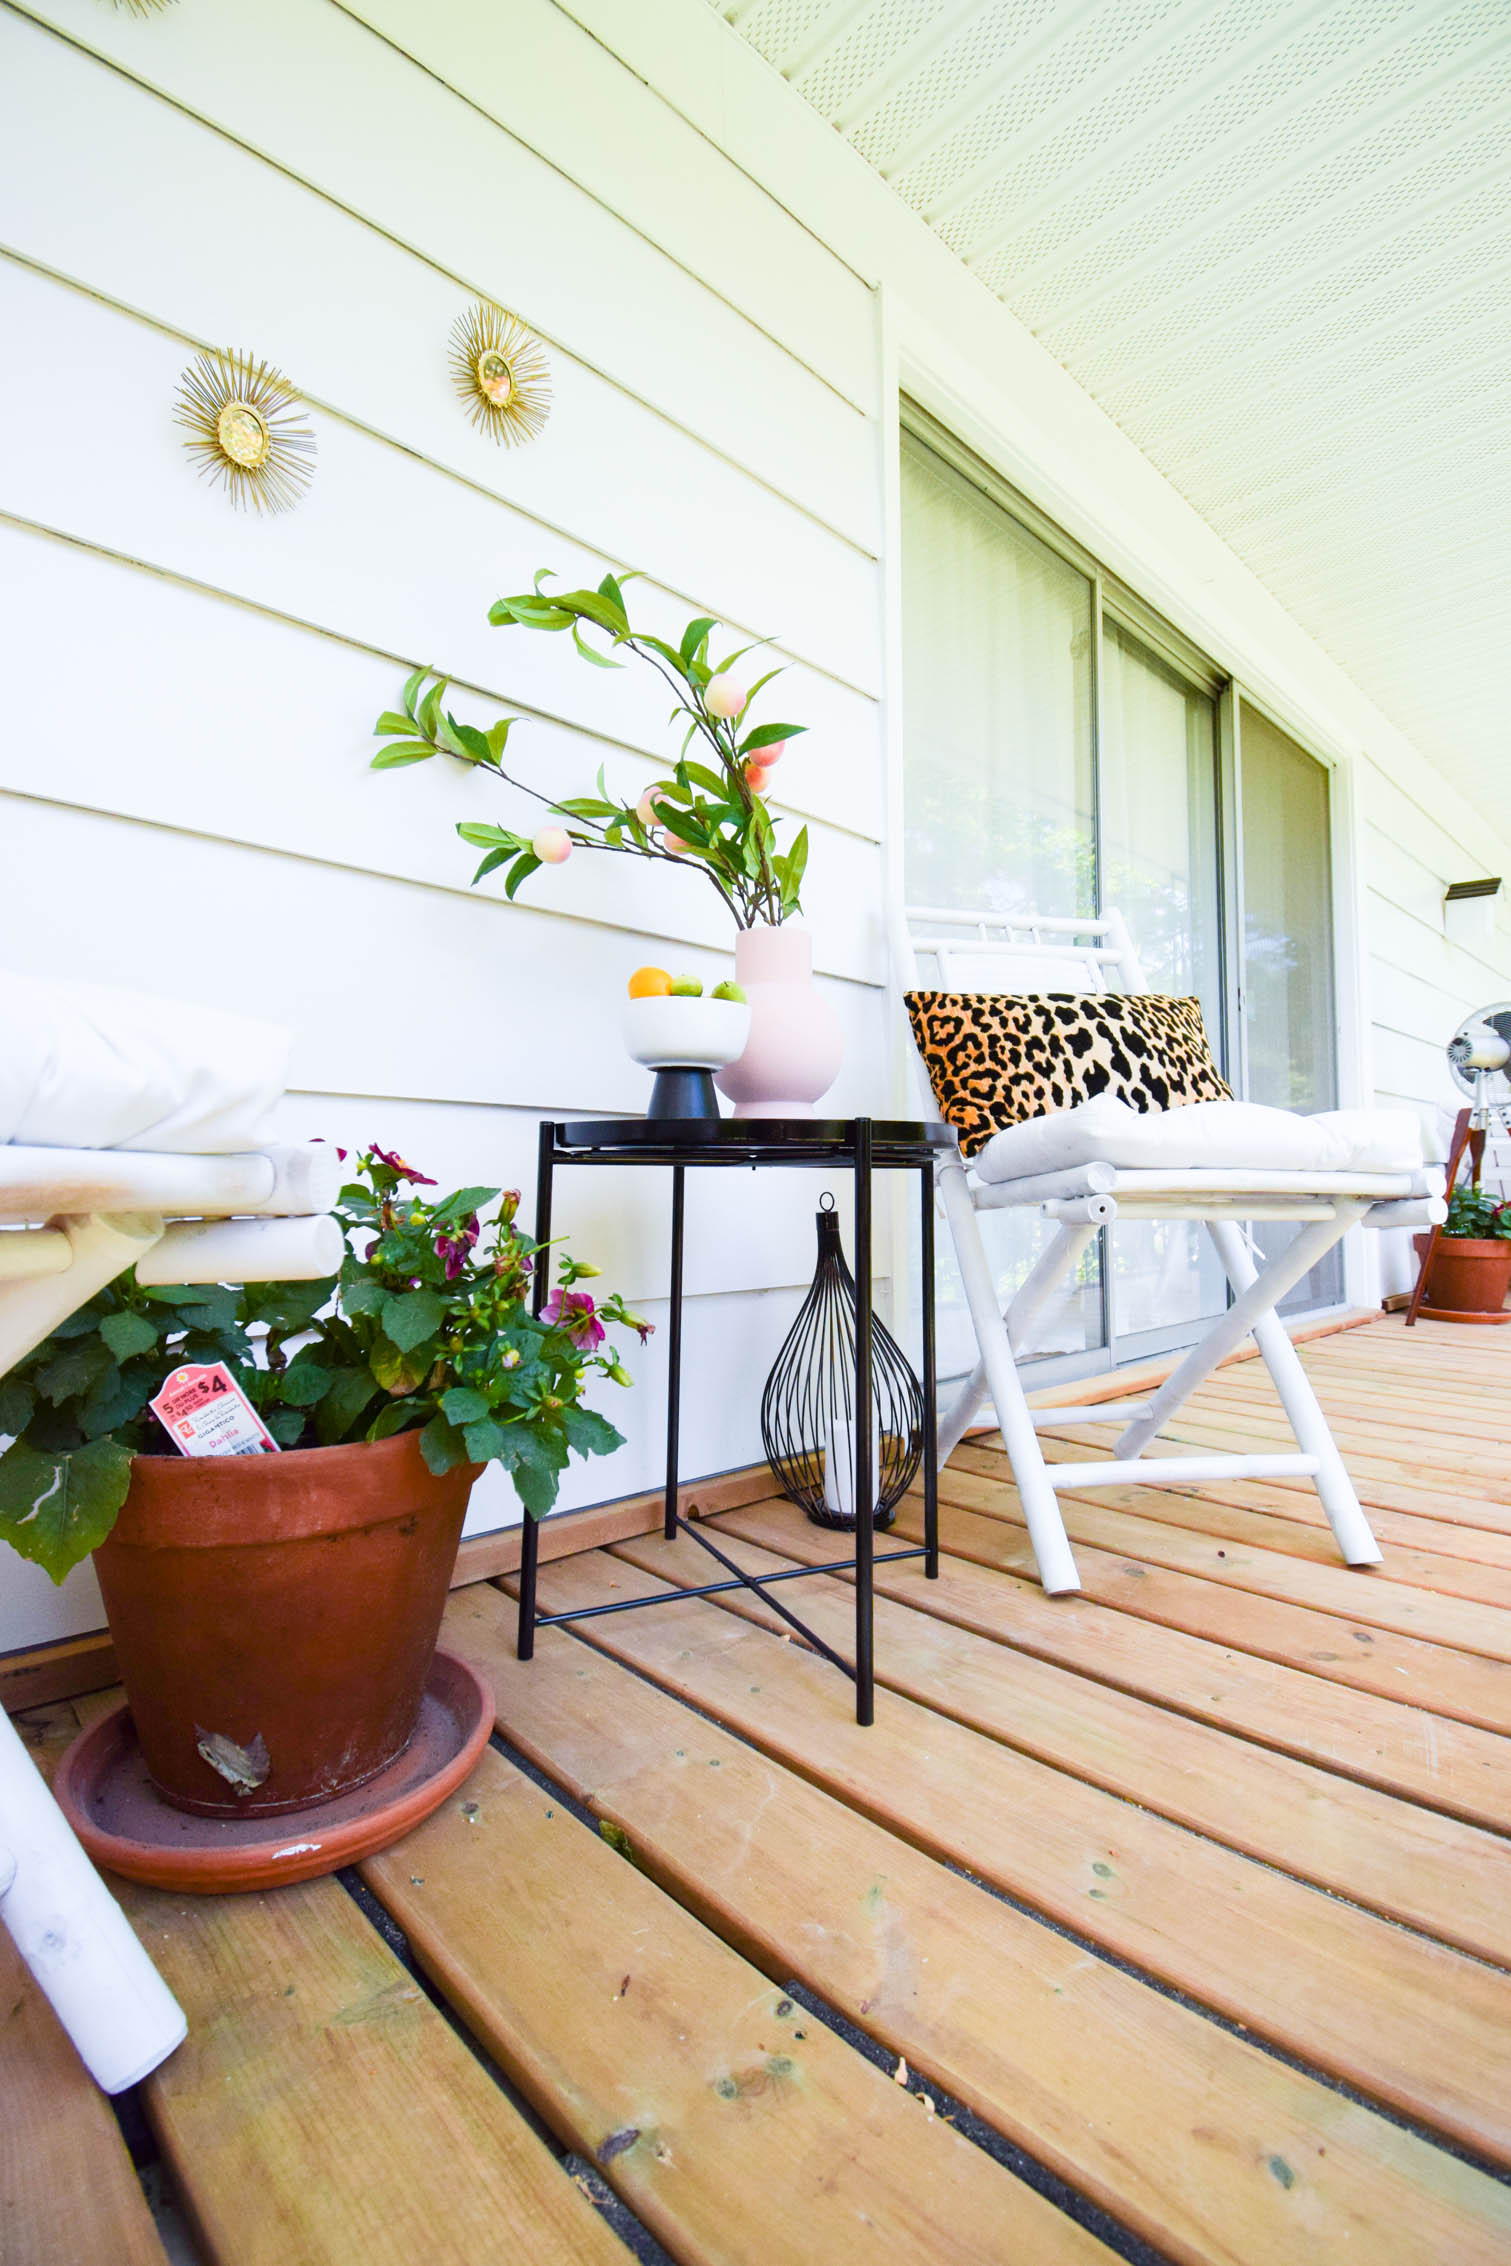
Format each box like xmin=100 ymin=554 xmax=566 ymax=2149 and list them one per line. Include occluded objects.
xmin=973 ymin=1094 xmax=1425 ymax=1184
xmin=0 ymin=972 xmax=289 ymax=1154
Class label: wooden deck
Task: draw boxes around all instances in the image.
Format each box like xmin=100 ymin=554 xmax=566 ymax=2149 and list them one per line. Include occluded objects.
xmin=7 ymin=1314 xmax=1511 ymax=2265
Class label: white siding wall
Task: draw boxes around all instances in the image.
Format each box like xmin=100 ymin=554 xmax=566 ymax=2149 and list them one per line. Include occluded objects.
xmin=0 ymin=0 xmax=890 ymax=1649
xmin=3 ymin=0 xmax=1506 ymax=1649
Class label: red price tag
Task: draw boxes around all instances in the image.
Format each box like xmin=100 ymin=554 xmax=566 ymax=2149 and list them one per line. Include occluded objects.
xmin=148 ymin=1364 xmax=278 ymax=1457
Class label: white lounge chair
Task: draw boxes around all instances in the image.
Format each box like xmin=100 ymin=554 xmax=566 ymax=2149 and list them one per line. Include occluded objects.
xmin=900 ymin=907 xmax=1446 ymax=1596
xmin=0 ymin=971 xmax=344 ymax=2092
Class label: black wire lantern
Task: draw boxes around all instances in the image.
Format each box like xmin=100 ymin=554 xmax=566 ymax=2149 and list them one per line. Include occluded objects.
xmin=760 ymin=1195 xmax=925 ymax=1531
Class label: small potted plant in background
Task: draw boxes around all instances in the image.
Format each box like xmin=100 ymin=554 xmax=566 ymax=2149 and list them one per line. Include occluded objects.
xmin=1413 ymin=1183 xmax=1511 ymax=1322
xmin=0 ymin=1147 xmax=647 ymax=1820
xmin=372 ymin=570 xmax=843 ymax=1116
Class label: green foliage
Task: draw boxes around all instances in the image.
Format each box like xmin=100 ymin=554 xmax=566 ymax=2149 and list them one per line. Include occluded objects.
xmin=371 ymin=571 xmax=809 ymax=929
xmin=1443 ymin=1185 xmax=1511 ymax=1240
xmin=0 ymin=1149 xmax=650 ymax=1584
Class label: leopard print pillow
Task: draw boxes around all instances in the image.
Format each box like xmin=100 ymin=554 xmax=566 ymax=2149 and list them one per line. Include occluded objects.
xmin=905 ymin=992 xmax=1231 ymax=1160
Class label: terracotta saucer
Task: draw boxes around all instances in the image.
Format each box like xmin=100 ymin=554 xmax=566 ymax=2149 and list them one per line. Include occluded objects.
xmin=54 ymin=1651 xmax=494 ymax=1895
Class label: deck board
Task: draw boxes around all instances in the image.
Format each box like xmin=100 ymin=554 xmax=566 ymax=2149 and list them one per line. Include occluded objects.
xmin=450 ymin=1587 xmax=1511 ymax=2266
xmin=890 ymin=1491 xmax=1511 ymax=1732
xmin=360 ymin=1744 xmax=1111 ymax=2265
xmin=13 ymin=1312 xmax=1511 ymax=2266
xmin=0 ymin=1929 xmax=169 ymax=2266
xmin=119 ymin=1871 xmax=626 ymax=2266
xmin=606 ymin=1522 xmax=1511 ymax=1964
xmin=964 ymin=1436 xmax=1511 ymax=1606
xmin=512 ymin=1548 xmax=1511 ymax=2164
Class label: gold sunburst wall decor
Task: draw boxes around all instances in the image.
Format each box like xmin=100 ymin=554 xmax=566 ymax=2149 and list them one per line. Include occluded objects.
xmin=449 ymin=301 xmax=551 ymax=446
xmin=174 ymin=347 xmax=317 ymax=514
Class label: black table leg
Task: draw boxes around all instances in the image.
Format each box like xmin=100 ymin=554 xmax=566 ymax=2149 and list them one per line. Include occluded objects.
xmin=517 ymin=1121 xmax=554 ymax=1662
xmin=665 ymin=1164 xmax=685 ymax=1541
xmin=921 ymin=1161 xmax=939 ymax=1580
xmin=853 ymin=1118 xmax=874 ymax=1726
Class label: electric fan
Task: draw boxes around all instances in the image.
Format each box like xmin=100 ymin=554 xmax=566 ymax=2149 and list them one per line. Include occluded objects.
xmin=1405 ymin=1005 xmax=1511 ymax=1325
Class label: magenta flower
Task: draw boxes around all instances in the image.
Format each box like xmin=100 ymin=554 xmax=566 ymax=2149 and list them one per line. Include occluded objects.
xmin=369 ymin=1145 xmax=437 ymax=1187
xmin=541 ymin=1288 xmax=605 ymax=1348
xmin=435 ymin=1214 xmax=480 ymax=1281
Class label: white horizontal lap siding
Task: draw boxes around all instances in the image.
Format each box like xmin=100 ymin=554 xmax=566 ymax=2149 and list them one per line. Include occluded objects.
xmin=4 ymin=4 xmax=878 ymax=512
xmin=1360 ymin=762 xmax=1511 ymax=1121
xmin=0 ymin=1 xmax=888 ymax=1646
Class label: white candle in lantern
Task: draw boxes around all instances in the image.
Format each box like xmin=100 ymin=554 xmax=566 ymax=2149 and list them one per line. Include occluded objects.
xmin=823 ymin=1414 xmax=881 ymax=1524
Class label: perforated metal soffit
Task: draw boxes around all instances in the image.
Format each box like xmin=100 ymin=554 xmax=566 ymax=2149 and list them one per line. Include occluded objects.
xmin=712 ymin=0 xmax=1511 ymax=820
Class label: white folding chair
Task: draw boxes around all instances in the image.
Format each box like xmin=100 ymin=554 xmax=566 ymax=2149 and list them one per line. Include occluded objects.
xmin=899 ymin=905 xmax=1446 ymax=1595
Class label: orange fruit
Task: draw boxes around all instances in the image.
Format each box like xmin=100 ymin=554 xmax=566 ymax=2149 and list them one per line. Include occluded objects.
xmin=628 ymin=965 xmax=674 ymax=999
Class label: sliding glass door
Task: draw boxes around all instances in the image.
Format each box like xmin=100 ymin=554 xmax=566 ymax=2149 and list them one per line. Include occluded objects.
xmin=899 ymin=412 xmax=1344 ymax=1374
xmin=1237 ymin=701 xmax=1342 ymax=1311
xmin=1099 ymin=621 xmax=1228 ymax=1348
xmin=900 ymin=433 xmax=1101 ymax=1367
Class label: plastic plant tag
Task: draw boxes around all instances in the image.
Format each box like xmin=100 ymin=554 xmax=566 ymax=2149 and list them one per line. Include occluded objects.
xmin=149 ymin=1363 xmax=278 ymax=1457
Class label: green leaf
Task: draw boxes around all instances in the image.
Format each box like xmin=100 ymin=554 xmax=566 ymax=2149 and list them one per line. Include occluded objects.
xmin=382 ymin=1289 xmax=446 ymax=1353
xmin=783 ymin=823 xmax=809 ymax=909
xmin=265 ymin=1405 xmax=309 ymax=1448
xmin=435 ymin=1187 xmax=498 ymax=1225
xmin=400 ymin=665 xmax=427 ymax=717
xmin=277 ymin=1354 xmax=335 ymax=1409
xmin=680 ymin=615 xmax=718 ymax=663
xmin=572 ymin=620 xmax=622 ymax=670
xmin=552 ymin=588 xmax=629 ymax=635
xmin=35 ymin=1339 xmax=113 ymax=1406
xmin=371 ymin=742 xmax=436 ymax=770
xmin=100 ymin=1309 xmax=159 ymax=1363
xmin=0 ymin=1376 xmax=36 ymax=1434
xmin=80 ymin=1364 xmax=151 ymax=1438
xmin=373 ymin=711 xmax=417 ymax=737
xmin=462 ymin=1417 xmax=507 ymax=1462
xmin=174 ymin=1287 xmax=241 ymax=1334
xmin=739 ymin=723 xmax=806 ymax=755
xmin=486 ymin=719 xmax=513 ymax=761
xmin=369 ymin=1338 xmax=433 ymax=1396
xmin=680 ymin=761 xmax=730 ymax=797
xmin=494 ymin=1427 xmax=569 ymax=1517
xmin=505 ymin=852 xmax=542 ymax=900
xmin=447 ymin=718 xmax=494 ymax=767
xmin=316 ymin=1369 xmax=380 ymax=1446
xmin=472 ymin=847 xmax=511 ymax=884
xmin=417 ymin=678 xmax=448 ymax=740
xmin=563 ymin=1407 xmax=626 ymax=1458
xmin=0 ymin=1435 xmax=134 ymax=1584
xmin=245 ymin=1279 xmax=334 ymax=1335
xmin=366 ymin=1397 xmax=427 ymax=1443
xmin=340 ymin=1274 xmax=388 ymax=1318
xmin=457 ymin=822 xmax=516 ymax=850
xmin=440 ymin=1385 xmax=490 ymax=1427
xmin=418 ymin=1414 xmax=466 ymax=1475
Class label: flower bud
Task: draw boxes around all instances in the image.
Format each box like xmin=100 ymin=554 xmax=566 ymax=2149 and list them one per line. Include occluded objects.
xmin=499 ymin=1190 xmax=520 ymax=1225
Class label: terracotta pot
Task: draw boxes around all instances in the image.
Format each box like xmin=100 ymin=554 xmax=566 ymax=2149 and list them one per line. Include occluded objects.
xmin=92 ymin=1429 xmax=476 ymax=1818
xmin=714 ymin=921 xmax=843 ymax=1119
xmin=1412 ymin=1232 xmax=1511 ymax=1317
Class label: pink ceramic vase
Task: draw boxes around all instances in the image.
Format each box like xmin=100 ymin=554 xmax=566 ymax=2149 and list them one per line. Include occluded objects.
xmin=714 ymin=922 xmax=843 ymax=1119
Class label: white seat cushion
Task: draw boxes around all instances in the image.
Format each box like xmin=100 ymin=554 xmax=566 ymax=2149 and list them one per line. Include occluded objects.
xmin=0 ymin=972 xmax=289 ymax=1154
xmin=972 ymin=1094 xmax=1426 ymax=1185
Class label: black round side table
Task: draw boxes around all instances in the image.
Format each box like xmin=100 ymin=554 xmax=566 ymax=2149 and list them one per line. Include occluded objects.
xmin=517 ymin=1117 xmax=953 ymax=1725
